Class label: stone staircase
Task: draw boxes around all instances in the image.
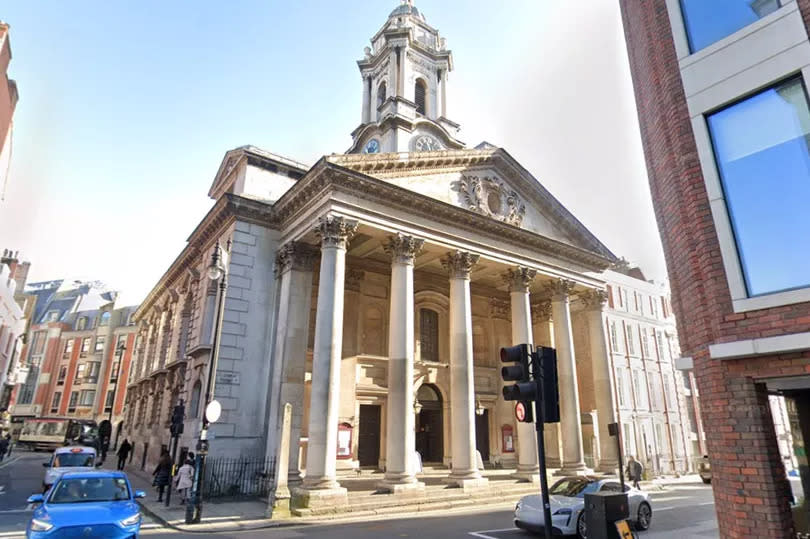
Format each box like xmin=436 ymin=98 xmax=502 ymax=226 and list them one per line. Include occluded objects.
xmin=292 ymin=468 xmax=545 ymax=517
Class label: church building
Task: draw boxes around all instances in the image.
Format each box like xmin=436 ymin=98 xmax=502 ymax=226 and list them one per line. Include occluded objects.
xmin=125 ymin=1 xmax=691 ymax=511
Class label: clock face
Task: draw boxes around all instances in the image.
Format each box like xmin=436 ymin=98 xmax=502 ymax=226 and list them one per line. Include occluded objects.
xmin=412 ymin=134 xmax=442 ymax=152
xmin=363 ymin=139 xmax=380 ymax=154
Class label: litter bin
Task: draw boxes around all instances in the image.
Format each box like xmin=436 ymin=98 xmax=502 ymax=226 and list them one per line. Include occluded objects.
xmin=584 ymin=492 xmax=629 ymax=539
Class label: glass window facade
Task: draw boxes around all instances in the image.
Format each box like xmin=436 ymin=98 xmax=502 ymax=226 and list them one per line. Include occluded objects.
xmin=680 ymin=0 xmax=781 ymax=52
xmin=707 ymin=77 xmax=810 ymax=296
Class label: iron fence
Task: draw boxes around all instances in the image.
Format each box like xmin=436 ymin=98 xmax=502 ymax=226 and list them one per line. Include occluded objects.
xmin=201 ymin=455 xmax=276 ymax=501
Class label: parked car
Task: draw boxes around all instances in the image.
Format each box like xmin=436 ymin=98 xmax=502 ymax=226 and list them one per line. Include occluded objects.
xmin=42 ymin=446 xmax=98 ymax=493
xmin=514 ymin=475 xmax=652 ymax=538
xmin=699 ymin=455 xmax=711 ymax=484
xmin=26 ymin=470 xmax=145 ymax=538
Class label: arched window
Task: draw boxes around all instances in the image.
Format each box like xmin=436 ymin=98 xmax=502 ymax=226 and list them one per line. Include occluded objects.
xmin=377 ymin=81 xmax=387 ymax=110
xmin=190 ymin=380 xmax=202 ymax=419
xmin=415 ymin=79 xmax=427 ymax=115
xmin=420 ymin=308 xmax=439 ymax=362
xmin=99 ymin=312 xmax=111 ymax=327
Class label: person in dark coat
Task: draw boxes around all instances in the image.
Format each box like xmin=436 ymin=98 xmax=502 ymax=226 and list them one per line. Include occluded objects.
xmin=627 ymin=455 xmax=644 ymax=489
xmin=0 ymin=435 xmax=8 ymax=462
xmin=116 ymin=439 xmax=132 ymax=470
xmin=153 ymin=450 xmax=172 ymax=502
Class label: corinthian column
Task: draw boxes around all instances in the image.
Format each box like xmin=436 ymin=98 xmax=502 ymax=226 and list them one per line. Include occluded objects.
xmin=266 ymin=241 xmax=318 ymax=486
xmin=294 ymin=216 xmax=356 ymax=509
xmin=581 ymin=289 xmax=619 ymax=473
xmin=503 ymin=267 xmax=540 ymax=483
xmin=442 ymin=251 xmax=488 ymax=489
xmin=545 ymin=279 xmax=589 ymax=474
xmin=380 ymin=234 xmax=425 ymax=493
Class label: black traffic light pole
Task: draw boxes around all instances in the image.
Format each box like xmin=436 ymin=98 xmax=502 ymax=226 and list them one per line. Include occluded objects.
xmin=501 ymin=344 xmax=555 ymax=539
xmin=165 ymin=400 xmax=184 ymax=507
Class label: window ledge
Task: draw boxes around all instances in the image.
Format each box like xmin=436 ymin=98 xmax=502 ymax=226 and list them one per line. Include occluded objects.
xmin=732 ymin=286 xmax=810 ymax=313
xmin=709 ymin=330 xmax=810 ymax=360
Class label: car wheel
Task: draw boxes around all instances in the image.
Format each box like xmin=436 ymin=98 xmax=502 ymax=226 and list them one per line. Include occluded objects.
xmin=636 ymin=502 xmax=652 ymax=531
xmin=702 ymin=477 xmax=711 ymax=484
xmin=577 ymin=511 xmax=587 ymax=539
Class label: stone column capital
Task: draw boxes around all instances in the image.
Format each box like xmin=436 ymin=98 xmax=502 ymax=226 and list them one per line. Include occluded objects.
xmin=579 ymin=289 xmax=609 ymax=311
xmin=314 ymin=216 xmax=358 ymax=249
xmin=544 ymin=279 xmax=576 ymax=301
xmin=275 ymin=241 xmax=319 ymax=275
xmin=384 ymin=233 xmax=424 ymax=265
xmin=503 ymin=266 xmax=537 ymax=293
xmin=441 ymin=250 xmax=479 ymax=280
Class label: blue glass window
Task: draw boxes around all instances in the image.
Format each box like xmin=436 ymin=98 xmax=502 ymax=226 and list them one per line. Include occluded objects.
xmin=707 ymin=77 xmax=810 ymax=297
xmin=680 ymin=0 xmax=781 ymax=52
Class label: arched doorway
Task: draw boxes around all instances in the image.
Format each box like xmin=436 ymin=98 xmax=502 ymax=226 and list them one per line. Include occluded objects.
xmin=415 ymin=384 xmax=443 ymax=464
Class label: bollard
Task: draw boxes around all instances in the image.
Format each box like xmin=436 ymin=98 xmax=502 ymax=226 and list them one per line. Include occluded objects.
xmin=583 ymin=491 xmax=629 ymax=539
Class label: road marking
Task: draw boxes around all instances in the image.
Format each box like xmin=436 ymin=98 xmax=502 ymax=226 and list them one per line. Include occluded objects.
xmin=0 ymin=456 xmax=21 ymax=470
xmin=469 ymin=528 xmax=519 ymax=538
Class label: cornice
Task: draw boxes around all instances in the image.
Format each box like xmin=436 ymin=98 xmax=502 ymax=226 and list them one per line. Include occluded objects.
xmin=275 ymin=162 xmax=612 ymax=272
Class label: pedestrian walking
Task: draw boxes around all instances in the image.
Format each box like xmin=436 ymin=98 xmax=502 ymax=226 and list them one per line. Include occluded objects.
xmin=174 ymin=459 xmax=194 ymax=504
xmin=627 ymin=455 xmax=644 ymax=489
xmin=5 ymin=434 xmax=12 ymax=458
xmin=0 ymin=434 xmax=8 ymax=462
xmin=116 ymin=439 xmax=132 ymax=471
xmin=153 ymin=449 xmax=172 ymax=502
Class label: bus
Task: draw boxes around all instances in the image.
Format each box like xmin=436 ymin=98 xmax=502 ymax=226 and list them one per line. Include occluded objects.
xmin=19 ymin=418 xmax=99 ymax=451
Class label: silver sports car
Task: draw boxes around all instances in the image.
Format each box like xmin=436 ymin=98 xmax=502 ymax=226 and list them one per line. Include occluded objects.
xmin=514 ymin=475 xmax=652 ymax=538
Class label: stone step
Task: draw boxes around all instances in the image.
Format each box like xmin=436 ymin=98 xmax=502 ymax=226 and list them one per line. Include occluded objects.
xmin=292 ymin=481 xmax=542 ymax=517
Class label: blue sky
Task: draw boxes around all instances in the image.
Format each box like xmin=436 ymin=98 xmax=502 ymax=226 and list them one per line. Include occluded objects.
xmin=0 ymin=0 xmax=664 ymax=304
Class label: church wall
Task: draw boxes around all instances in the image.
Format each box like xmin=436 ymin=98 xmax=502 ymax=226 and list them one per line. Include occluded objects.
xmin=237 ymin=163 xmax=297 ymax=203
xmin=208 ymin=220 xmax=280 ymax=459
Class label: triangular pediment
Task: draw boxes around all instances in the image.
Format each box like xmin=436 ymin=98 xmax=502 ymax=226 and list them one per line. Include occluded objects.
xmin=327 ymin=148 xmax=615 ymax=261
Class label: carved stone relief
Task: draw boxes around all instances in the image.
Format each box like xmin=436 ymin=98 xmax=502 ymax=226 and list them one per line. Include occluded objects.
xmin=452 ymin=175 xmax=526 ymax=227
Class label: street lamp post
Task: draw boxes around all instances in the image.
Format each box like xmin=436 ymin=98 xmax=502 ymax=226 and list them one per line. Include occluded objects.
xmin=108 ymin=343 xmax=126 ymax=450
xmin=186 ymin=240 xmax=228 ymax=524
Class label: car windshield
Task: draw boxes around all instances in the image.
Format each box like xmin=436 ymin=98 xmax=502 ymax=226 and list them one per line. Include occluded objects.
xmin=53 ymin=453 xmax=95 ymax=467
xmin=49 ymin=477 xmax=130 ymax=504
xmin=549 ymin=478 xmax=599 ymax=498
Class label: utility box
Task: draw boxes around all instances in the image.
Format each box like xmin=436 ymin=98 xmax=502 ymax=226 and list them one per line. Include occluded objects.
xmin=584 ymin=492 xmax=629 ymax=539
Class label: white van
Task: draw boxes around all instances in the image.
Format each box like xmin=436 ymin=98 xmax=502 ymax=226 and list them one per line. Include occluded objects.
xmin=42 ymin=446 xmax=98 ymax=492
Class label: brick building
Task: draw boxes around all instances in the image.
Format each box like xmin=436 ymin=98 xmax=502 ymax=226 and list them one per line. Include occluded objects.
xmin=9 ymin=280 xmax=137 ymax=442
xmin=0 ymin=21 xmax=18 ymax=200
xmin=620 ymin=0 xmax=810 ymax=536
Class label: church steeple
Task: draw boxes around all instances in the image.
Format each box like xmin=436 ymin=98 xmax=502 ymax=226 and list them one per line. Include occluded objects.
xmin=348 ymin=1 xmax=464 ymax=154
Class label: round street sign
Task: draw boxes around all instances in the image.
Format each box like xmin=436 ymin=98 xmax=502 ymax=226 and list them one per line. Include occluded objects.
xmin=205 ymin=400 xmax=222 ymax=423
xmin=515 ymin=402 xmax=527 ymax=422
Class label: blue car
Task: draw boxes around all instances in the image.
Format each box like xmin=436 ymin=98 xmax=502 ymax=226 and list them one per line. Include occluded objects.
xmin=26 ymin=470 xmax=145 ymax=538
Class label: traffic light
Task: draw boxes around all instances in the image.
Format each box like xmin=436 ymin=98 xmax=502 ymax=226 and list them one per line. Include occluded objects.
xmin=170 ymin=402 xmax=185 ymax=437
xmin=500 ymin=344 xmax=537 ymax=423
xmin=537 ymin=346 xmax=560 ymax=423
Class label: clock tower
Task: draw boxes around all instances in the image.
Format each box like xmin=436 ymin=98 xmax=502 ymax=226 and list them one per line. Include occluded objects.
xmin=348 ymin=1 xmax=465 ymax=154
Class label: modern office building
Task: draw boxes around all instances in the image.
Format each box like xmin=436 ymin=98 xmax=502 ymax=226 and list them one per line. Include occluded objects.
xmin=620 ymin=0 xmax=810 ymax=536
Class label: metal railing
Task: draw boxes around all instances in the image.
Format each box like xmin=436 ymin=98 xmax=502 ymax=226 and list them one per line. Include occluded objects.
xmin=201 ymin=455 xmax=275 ymax=501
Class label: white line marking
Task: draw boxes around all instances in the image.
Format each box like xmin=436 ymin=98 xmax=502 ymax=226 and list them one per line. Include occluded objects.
xmin=469 ymin=528 xmax=519 ymax=538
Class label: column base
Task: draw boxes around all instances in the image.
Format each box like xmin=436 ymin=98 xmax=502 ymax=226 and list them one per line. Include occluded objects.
xmin=290 ymin=485 xmax=348 ymax=514
xmin=597 ymin=461 xmax=620 ymax=474
xmin=511 ymin=470 xmax=540 ymax=484
xmin=377 ymin=478 xmax=426 ymax=495
xmin=445 ymin=472 xmax=489 ymax=491
xmin=267 ymin=487 xmax=291 ymax=519
xmin=555 ymin=464 xmax=593 ymax=476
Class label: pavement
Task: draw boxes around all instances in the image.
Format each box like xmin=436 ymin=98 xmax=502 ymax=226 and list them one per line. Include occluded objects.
xmin=0 ymin=449 xmax=723 ymax=538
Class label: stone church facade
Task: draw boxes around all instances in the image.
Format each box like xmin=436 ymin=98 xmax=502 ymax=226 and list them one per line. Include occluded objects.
xmin=125 ymin=1 xmax=692 ymax=508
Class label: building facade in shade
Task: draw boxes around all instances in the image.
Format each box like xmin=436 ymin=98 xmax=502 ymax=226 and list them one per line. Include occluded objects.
xmin=620 ymin=0 xmax=810 ymax=536
xmin=9 ymin=280 xmax=137 ymax=440
xmin=0 ymin=250 xmax=26 ymax=416
xmin=125 ymin=2 xmax=701 ymax=511
xmin=0 ymin=22 xmax=19 ymax=200
xmin=602 ymin=266 xmax=704 ymax=474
